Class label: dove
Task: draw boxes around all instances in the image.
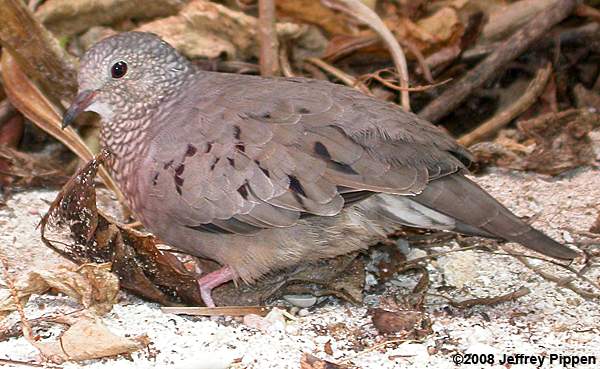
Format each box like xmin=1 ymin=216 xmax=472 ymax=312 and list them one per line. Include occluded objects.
xmin=63 ymin=32 xmax=578 ymax=307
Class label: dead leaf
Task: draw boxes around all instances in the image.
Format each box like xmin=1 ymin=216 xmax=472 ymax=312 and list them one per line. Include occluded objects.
xmin=0 ymin=263 xmax=118 ymax=319
xmin=276 ymin=0 xmax=354 ymax=35
xmin=518 ymin=109 xmax=600 ymax=175
xmin=472 ymin=109 xmax=600 ymax=175
xmin=36 ymin=0 xmax=185 ymax=36
xmin=136 ymin=0 xmax=305 ymax=60
xmin=301 ymin=353 xmax=350 ymax=369
xmin=37 ymin=317 xmax=146 ymax=362
xmin=370 ymin=308 xmax=425 ymax=336
xmin=0 ymin=146 xmax=66 ymax=188
xmin=40 ymin=149 xmax=205 ymax=306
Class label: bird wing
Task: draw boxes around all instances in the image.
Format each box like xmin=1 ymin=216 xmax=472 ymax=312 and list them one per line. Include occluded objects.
xmin=144 ymin=73 xmax=472 ymax=234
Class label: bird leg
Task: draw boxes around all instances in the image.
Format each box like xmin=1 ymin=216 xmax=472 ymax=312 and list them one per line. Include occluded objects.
xmin=196 ymin=265 xmax=235 ymax=307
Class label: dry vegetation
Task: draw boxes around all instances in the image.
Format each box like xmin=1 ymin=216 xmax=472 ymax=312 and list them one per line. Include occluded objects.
xmin=0 ymin=0 xmax=599 ymax=368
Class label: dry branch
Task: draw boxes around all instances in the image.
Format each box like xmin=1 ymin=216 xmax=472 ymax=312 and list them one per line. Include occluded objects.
xmin=432 ymin=287 xmax=531 ymax=308
xmin=419 ymin=0 xmax=578 ymax=123
xmin=258 ymin=0 xmax=280 ymax=76
xmin=458 ymin=63 xmax=553 ymax=147
xmin=305 ymin=57 xmax=372 ymax=95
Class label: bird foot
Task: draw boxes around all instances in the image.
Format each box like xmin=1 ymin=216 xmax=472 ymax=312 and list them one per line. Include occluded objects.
xmin=196 ymin=266 xmax=235 ymax=307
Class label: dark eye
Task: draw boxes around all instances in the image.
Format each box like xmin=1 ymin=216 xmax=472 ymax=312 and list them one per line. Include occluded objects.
xmin=111 ymin=61 xmax=128 ymax=79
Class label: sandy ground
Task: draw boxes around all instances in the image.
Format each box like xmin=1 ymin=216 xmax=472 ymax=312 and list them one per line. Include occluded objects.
xmin=1 ymin=162 xmax=599 ymax=368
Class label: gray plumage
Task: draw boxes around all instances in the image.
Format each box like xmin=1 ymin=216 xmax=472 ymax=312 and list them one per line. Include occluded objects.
xmin=65 ymin=32 xmax=578 ymax=306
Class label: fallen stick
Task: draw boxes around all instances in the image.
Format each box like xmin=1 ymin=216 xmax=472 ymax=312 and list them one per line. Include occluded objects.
xmin=431 ymin=287 xmax=531 ymax=309
xmin=258 ymin=0 xmax=280 ymax=76
xmin=161 ymin=305 xmax=275 ymax=316
xmin=419 ymin=0 xmax=578 ymax=123
xmin=458 ymin=63 xmax=552 ymax=147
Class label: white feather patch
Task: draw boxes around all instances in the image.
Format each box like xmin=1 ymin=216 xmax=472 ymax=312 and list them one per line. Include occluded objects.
xmin=86 ymin=100 xmax=115 ymax=120
xmin=377 ymin=194 xmax=455 ymax=230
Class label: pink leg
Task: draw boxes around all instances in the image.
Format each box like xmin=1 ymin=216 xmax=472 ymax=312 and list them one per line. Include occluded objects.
xmin=196 ymin=266 xmax=235 ymax=307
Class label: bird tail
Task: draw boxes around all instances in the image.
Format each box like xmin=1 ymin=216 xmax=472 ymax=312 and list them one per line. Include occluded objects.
xmin=372 ymin=175 xmax=578 ymax=260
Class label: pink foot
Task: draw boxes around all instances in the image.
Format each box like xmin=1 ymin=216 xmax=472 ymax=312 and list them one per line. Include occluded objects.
xmin=196 ymin=266 xmax=235 ymax=307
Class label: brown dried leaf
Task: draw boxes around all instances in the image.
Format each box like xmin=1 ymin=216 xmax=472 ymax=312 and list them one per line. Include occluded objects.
xmin=0 ymin=146 xmax=66 ymax=188
xmin=370 ymin=308 xmax=428 ymax=337
xmin=301 ymin=353 xmax=350 ymax=369
xmin=37 ymin=317 xmax=145 ymax=362
xmin=472 ymin=109 xmax=600 ymax=175
xmin=36 ymin=0 xmax=185 ymax=36
xmin=276 ymin=0 xmax=354 ymax=35
xmin=40 ymin=149 xmax=205 ymax=306
xmin=0 ymin=263 xmax=118 ymax=319
xmin=518 ymin=109 xmax=600 ymax=175
xmin=385 ymin=6 xmax=464 ymax=56
xmin=136 ymin=0 xmax=304 ymax=60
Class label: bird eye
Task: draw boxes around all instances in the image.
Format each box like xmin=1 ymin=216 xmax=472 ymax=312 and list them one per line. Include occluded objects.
xmin=111 ymin=61 xmax=128 ymax=79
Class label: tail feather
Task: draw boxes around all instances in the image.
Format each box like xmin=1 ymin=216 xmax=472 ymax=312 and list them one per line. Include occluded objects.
xmin=407 ymin=174 xmax=578 ymax=260
xmin=368 ymin=175 xmax=578 ymax=260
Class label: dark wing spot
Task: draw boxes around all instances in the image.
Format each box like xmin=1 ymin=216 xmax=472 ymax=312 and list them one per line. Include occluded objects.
xmin=255 ymin=160 xmax=270 ymax=178
xmin=210 ymin=157 xmax=220 ymax=170
xmin=176 ymin=186 xmax=182 ymax=195
xmin=187 ymin=223 xmax=234 ymax=234
xmin=288 ymin=175 xmax=306 ymax=197
xmin=175 ymin=164 xmax=185 ymax=176
xmin=236 ymin=143 xmax=246 ymax=152
xmin=185 ymin=144 xmax=198 ymax=157
xmin=314 ymin=141 xmax=331 ymax=159
xmin=233 ymin=125 xmax=241 ymax=140
xmin=163 ymin=159 xmax=174 ymax=169
xmin=298 ymin=107 xmax=311 ymax=114
xmin=227 ymin=158 xmax=235 ymax=167
xmin=262 ymin=112 xmax=272 ymax=119
xmin=331 ymin=162 xmax=360 ymax=175
xmin=174 ymin=176 xmax=184 ymax=186
xmin=152 ymin=172 xmax=160 ymax=186
xmin=237 ymin=184 xmax=249 ymax=199
xmin=205 ymin=142 xmax=213 ymax=153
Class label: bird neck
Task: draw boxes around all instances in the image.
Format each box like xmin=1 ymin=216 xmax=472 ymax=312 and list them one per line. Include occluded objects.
xmin=100 ymin=115 xmax=152 ymax=190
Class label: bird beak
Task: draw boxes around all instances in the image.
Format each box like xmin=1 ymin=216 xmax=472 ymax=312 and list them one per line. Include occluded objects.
xmin=62 ymin=89 xmax=97 ymax=129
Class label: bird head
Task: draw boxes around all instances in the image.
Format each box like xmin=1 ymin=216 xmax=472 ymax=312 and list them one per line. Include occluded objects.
xmin=63 ymin=32 xmax=193 ymax=128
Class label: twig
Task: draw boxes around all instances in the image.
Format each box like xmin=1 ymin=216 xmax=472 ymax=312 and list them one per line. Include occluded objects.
xmin=360 ymin=68 xmax=451 ymax=92
xmin=279 ymin=44 xmax=295 ymax=78
xmin=458 ymin=63 xmax=553 ymax=147
xmin=419 ymin=0 xmax=578 ymax=122
xmin=0 ymin=246 xmax=51 ymax=362
xmin=258 ymin=0 xmax=280 ymax=76
xmin=501 ymin=246 xmax=600 ymax=300
xmin=0 ymin=358 xmax=62 ymax=368
xmin=339 ymin=339 xmax=421 ymax=364
xmin=399 ymin=39 xmax=433 ymax=83
xmin=161 ymin=306 xmax=275 ymax=316
xmin=430 ymin=287 xmax=531 ymax=308
xmin=305 ymin=57 xmax=372 ymax=95
xmin=322 ymin=0 xmax=411 ymax=111
xmin=575 ymin=3 xmax=600 ymax=23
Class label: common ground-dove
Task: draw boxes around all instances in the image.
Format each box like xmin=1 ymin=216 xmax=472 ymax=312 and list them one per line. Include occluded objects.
xmin=63 ymin=32 xmax=578 ymax=307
